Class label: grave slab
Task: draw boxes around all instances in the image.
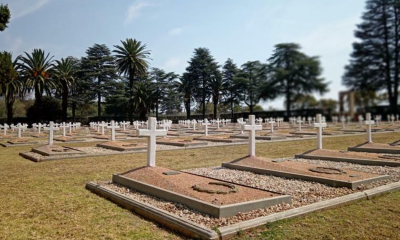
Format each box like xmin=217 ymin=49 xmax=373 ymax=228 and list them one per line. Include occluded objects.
xmin=1 ymin=138 xmax=39 ymax=147
xmin=222 ymin=156 xmax=389 ymax=189
xmin=230 ymin=133 xmax=287 ymax=140
xmin=194 ymin=136 xmax=248 ymax=143
xmin=31 ymin=145 xmax=86 ymax=157
xmin=295 ymin=149 xmax=400 ymax=167
xmin=96 ymin=141 xmax=148 ymax=152
xmin=54 ymin=136 xmax=85 ymax=143
xmin=156 ymin=138 xmax=208 ymax=147
xmin=348 ymin=142 xmax=400 ymax=154
xmin=112 ymin=166 xmax=291 ymax=218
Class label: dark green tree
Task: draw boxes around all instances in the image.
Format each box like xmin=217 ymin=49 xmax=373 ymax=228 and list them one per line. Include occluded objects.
xmin=184 ymin=48 xmax=219 ymax=118
xmin=177 ymin=73 xmax=196 ymax=119
xmin=81 ymin=44 xmax=118 ymax=120
xmin=222 ymin=58 xmax=243 ymax=119
xmin=53 ymin=57 xmax=78 ymax=121
xmin=113 ymin=38 xmax=150 ymax=122
xmin=0 ymin=52 xmax=22 ymax=123
xmin=149 ymin=68 xmax=179 ymax=118
xmin=105 ymin=80 xmax=129 ymax=117
xmin=264 ymin=43 xmax=328 ymax=116
xmin=18 ymin=49 xmax=56 ymax=121
xmin=343 ymin=0 xmax=400 ymax=113
xmin=132 ymin=80 xmax=155 ymax=120
xmin=0 ymin=4 xmax=10 ymax=32
xmin=209 ymin=68 xmax=224 ymax=118
xmin=237 ymin=61 xmax=265 ymax=114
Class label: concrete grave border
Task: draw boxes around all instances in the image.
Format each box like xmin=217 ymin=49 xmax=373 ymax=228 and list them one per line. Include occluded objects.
xmin=222 ymin=162 xmax=390 ymax=190
xmin=86 ymin=181 xmax=400 ymax=240
xmin=348 ymin=142 xmax=400 ymax=154
xmin=295 ymin=150 xmax=400 ymax=167
xmin=112 ymin=173 xmax=292 ymax=218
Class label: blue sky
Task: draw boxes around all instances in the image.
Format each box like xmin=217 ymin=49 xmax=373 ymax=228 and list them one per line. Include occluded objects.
xmin=0 ymin=0 xmax=366 ymax=109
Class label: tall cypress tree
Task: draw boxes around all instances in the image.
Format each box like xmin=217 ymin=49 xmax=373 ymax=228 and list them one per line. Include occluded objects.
xmin=80 ymin=44 xmax=118 ymax=120
xmin=343 ymin=0 xmax=400 ymax=113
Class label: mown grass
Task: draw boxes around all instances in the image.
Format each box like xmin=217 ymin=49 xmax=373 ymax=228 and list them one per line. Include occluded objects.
xmin=0 ymin=132 xmax=400 ymax=239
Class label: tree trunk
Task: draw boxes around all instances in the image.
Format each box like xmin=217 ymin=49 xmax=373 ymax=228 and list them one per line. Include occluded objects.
xmin=35 ymin=85 xmax=43 ymax=121
xmin=186 ymin=96 xmax=191 ymax=119
xmin=230 ymin=96 xmax=234 ymax=120
xmin=213 ymin=96 xmax=218 ymax=119
xmin=286 ymin=89 xmax=291 ymax=118
xmin=394 ymin=4 xmax=400 ymax=113
xmin=72 ymin=102 xmax=76 ymax=122
xmin=202 ymin=76 xmax=206 ymax=119
xmin=156 ymin=88 xmax=159 ymax=119
xmin=62 ymin=82 xmax=68 ymax=122
xmin=97 ymin=91 xmax=101 ymax=121
xmin=6 ymin=99 xmax=14 ymax=124
xmin=128 ymin=70 xmax=135 ymax=122
xmin=382 ymin=1 xmax=394 ymax=113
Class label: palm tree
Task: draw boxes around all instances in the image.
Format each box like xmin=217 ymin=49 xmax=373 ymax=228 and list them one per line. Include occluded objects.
xmin=132 ymin=80 xmax=155 ymax=120
xmin=18 ymin=49 xmax=55 ymax=121
xmin=113 ymin=38 xmax=151 ymax=122
xmin=53 ymin=57 xmax=77 ymax=121
xmin=0 ymin=51 xmax=22 ymax=124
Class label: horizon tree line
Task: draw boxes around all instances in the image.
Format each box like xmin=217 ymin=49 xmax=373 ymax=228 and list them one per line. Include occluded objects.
xmin=0 ymin=40 xmax=329 ymax=124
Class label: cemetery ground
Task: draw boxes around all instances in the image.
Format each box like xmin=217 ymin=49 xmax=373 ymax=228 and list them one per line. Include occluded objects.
xmin=0 ymin=132 xmax=400 ymax=239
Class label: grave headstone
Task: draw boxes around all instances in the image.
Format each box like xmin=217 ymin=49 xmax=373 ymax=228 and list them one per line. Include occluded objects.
xmin=243 ymin=115 xmax=262 ymax=157
xmin=137 ymin=117 xmax=167 ymax=167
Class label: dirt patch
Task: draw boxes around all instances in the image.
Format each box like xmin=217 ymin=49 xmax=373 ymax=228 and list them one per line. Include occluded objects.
xmin=122 ymin=166 xmax=279 ymax=205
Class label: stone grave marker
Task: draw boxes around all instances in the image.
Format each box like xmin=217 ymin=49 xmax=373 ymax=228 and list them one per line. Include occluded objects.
xmin=44 ymin=122 xmax=59 ymax=145
xmin=137 ymin=117 xmax=167 ymax=167
xmin=243 ymin=115 xmax=262 ymax=157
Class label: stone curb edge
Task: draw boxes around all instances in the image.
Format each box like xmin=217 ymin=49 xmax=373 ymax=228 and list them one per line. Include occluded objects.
xmin=217 ymin=181 xmax=400 ymax=239
xmin=86 ymin=180 xmax=400 ymax=240
xmin=85 ymin=182 xmax=218 ymax=240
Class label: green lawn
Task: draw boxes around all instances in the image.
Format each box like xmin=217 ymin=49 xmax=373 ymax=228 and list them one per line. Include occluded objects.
xmin=0 ymin=132 xmax=400 ymax=239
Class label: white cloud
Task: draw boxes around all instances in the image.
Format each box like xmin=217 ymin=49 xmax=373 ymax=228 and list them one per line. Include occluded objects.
xmin=162 ymin=57 xmax=183 ymax=72
xmin=124 ymin=1 xmax=152 ymax=24
xmin=168 ymin=27 xmax=183 ymax=36
xmin=296 ymin=16 xmax=360 ymax=56
xmin=8 ymin=0 xmax=50 ymax=20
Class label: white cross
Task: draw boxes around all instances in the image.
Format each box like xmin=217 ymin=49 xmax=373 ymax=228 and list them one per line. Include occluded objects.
xmin=269 ymin=119 xmax=275 ymax=133
xmin=44 ymin=121 xmax=59 ymax=145
xmin=107 ymin=120 xmax=120 ymax=141
xmin=59 ymin=122 xmax=68 ymax=137
xmin=202 ymin=119 xmax=211 ymax=136
xmin=365 ymin=113 xmax=375 ymax=143
xmin=137 ymin=117 xmax=167 ymax=167
xmin=237 ymin=118 xmax=244 ymax=134
xmin=99 ymin=121 xmax=107 ymax=135
xmin=192 ymin=119 xmax=197 ymax=130
xmin=121 ymin=121 xmax=130 ymax=131
xmin=297 ymin=118 xmax=303 ymax=131
xmin=16 ymin=123 xmax=24 ymax=138
xmin=133 ymin=121 xmax=141 ymax=129
xmin=314 ymin=114 xmax=327 ymax=149
xmin=216 ymin=119 xmax=221 ymax=129
xmin=1 ymin=124 xmax=8 ymax=136
xmin=341 ymin=116 xmax=346 ymax=129
xmin=243 ymin=115 xmax=262 ymax=157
